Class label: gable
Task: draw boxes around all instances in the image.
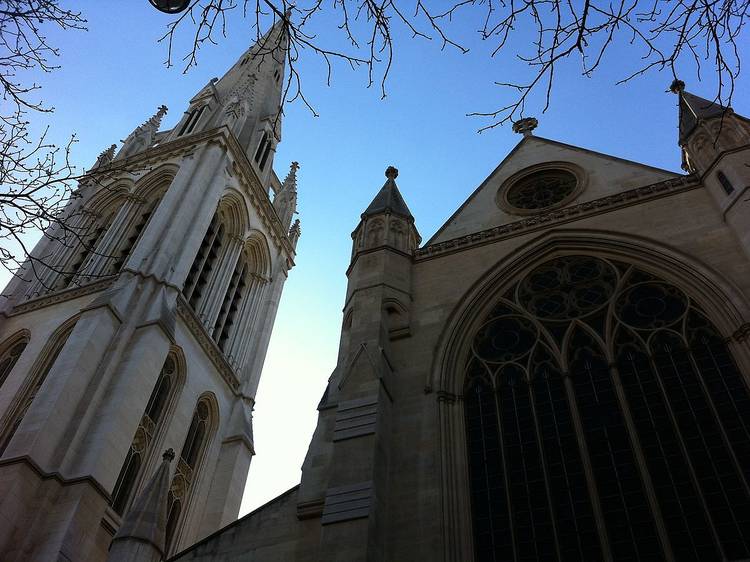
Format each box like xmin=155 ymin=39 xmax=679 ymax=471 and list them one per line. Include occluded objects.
xmin=428 ymin=136 xmax=682 ymax=245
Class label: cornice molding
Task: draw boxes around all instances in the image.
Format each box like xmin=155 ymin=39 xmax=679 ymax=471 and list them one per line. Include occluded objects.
xmin=175 ymin=295 xmax=240 ymax=392
xmin=415 ymin=175 xmax=700 ymax=261
xmin=0 ymin=454 xmax=111 ymax=501
xmin=8 ymin=277 xmax=115 ymax=316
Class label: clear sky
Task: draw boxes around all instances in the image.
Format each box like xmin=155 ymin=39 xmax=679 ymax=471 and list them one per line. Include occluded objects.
xmin=3 ymin=1 xmax=749 ymax=516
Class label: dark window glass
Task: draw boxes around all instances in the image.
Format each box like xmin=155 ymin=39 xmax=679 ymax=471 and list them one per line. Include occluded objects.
xmin=0 ymin=340 xmax=27 ymax=388
xmin=464 ymin=256 xmax=750 ymax=561
xmin=717 ymin=171 xmax=734 ymax=195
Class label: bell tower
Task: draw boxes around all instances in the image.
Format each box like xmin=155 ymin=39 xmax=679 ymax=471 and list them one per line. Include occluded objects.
xmin=0 ymin=15 xmax=299 ymax=562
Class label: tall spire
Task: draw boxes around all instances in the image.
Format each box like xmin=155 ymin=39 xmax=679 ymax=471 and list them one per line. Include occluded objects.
xmin=174 ymin=14 xmax=289 ymax=165
xmin=107 ymin=449 xmax=174 ymax=562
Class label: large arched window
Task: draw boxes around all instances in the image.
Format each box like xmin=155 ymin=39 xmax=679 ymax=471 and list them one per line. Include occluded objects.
xmin=464 ymin=255 xmax=750 ymax=561
xmin=165 ymin=396 xmax=215 ymax=555
xmin=110 ymin=352 xmax=181 ymax=515
xmin=0 ymin=332 xmax=29 ymax=390
xmin=0 ymin=322 xmax=74 ymax=456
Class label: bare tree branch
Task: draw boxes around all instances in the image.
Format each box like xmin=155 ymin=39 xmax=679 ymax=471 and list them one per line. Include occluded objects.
xmin=156 ymin=0 xmax=748 ymax=129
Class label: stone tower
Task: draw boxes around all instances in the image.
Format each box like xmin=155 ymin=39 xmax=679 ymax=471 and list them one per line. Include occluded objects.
xmin=0 ymin=16 xmax=298 ymax=562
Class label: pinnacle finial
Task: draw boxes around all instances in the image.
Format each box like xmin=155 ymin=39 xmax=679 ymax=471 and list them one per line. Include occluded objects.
xmin=282 ymin=161 xmax=299 ymax=191
xmin=669 ymin=79 xmax=685 ymax=94
xmin=385 ymin=166 xmax=398 ymax=180
xmin=163 ymin=448 xmax=175 ymax=462
xmin=512 ymin=117 xmax=538 ymax=136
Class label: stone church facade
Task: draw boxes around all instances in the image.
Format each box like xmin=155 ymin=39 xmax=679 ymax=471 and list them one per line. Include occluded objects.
xmin=0 ymin=19 xmax=299 ymax=562
xmin=0 ymin=14 xmax=749 ymax=562
xmin=170 ymin=86 xmax=750 ymax=561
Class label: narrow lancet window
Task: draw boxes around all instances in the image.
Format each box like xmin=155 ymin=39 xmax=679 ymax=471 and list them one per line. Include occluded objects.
xmin=0 ymin=324 xmax=74 ymax=456
xmin=0 ymin=336 xmax=28 ymax=390
xmin=165 ymin=397 xmax=213 ymax=555
xmin=111 ymin=354 xmax=178 ymax=515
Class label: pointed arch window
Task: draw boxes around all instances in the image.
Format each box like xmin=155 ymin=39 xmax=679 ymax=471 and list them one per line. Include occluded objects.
xmin=183 ymin=214 xmax=225 ymax=311
xmin=464 ymin=256 xmax=750 ymax=561
xmin=253 ymin=131 xmax=269 ymax=164
xmin=0 ymin=334 xmax=29 ymax=390
xmin=165 ymin=397 xmax=214 ymax=555
xmin=0 ymin=323 xmax=74 ymax=456
xmin=111 ymin=353 xmax=180 ymax=515
xmin=178 ymin=105 xmax=206 ymax=137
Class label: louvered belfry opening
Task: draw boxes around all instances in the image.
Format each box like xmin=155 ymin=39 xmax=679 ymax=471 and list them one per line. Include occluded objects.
xmin=183 ymin=215 xmax=224 ymax=310
xmin=464 ymin=255 xmax=750 ymax=561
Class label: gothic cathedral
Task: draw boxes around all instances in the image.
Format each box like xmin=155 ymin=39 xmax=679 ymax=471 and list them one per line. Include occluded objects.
xmin=0 ymin=18 xmax=299 ymax=562
xmin=170 ymin=86 xmax=750 ymax=561
xmin=1 ymin=14 xmax=750 ymax=562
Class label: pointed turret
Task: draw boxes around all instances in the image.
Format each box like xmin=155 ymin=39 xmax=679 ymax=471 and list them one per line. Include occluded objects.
xmin=671 ymin=80 xmax=729 ymax=144
xmin=353 ymin=167 xmax=420 ymax=256
xmin=115 ymin=105 xmax=168 ymax=161
xmin=107 ymin=449 xmax=174 ymax=562
xmin=670 ymin=80 xmax=750 ymax=259
xmin=166 ymin=14 xmax=289 ymax=179
xmin=362 ymin=166 xmax=414 ymax=220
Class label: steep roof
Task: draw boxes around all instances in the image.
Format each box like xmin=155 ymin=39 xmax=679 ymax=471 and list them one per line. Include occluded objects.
xmin=678 ymin=90 xmax=728 ymax=143
xmin=363 ymin=166 xmax=414 ymax=220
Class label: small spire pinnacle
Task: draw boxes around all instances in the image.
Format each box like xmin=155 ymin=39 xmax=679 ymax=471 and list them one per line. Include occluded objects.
xmin=670 ymin=79 xmax=686 ymax=94
xmin=282 ymin=161 xmax=299 ymax=190
xmin=512 ymin=117 xmax=538 ymax=136
xmin=289 ymin=218 xmax=301 ymax=249
xmin=385 ymin=166 xmax=398 ymax=180
xmin=140 ymin=105 xmax=168 ymax=133
xmin=107 ymin=448 xmax=175 ymax=562
xmin=89 ymin=144 xmax=116 ymax=171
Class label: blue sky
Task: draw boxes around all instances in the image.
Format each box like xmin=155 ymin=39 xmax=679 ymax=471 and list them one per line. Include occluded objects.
xmin=5 ymin=1 xmax=749 ymax=515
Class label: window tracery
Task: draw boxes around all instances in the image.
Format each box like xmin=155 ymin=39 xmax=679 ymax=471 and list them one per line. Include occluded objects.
xmin=0 ymin=323 xmax=74 ymax=456
xmin=111 ymin=353 xmax=180 ymax=515
xmin=505 ymin=169 xmax=577 ymax=211
xmin=0 ymin=335 xmax=28 ymax=389
xmin=165 ymin=397 xmax=214 ymax=555
xmin=464 ymin=255 xmax=750 ymax=561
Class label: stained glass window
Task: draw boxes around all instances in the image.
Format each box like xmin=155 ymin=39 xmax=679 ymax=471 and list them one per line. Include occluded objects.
xmin=464 ymin=255 xmax=750 ymax=561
